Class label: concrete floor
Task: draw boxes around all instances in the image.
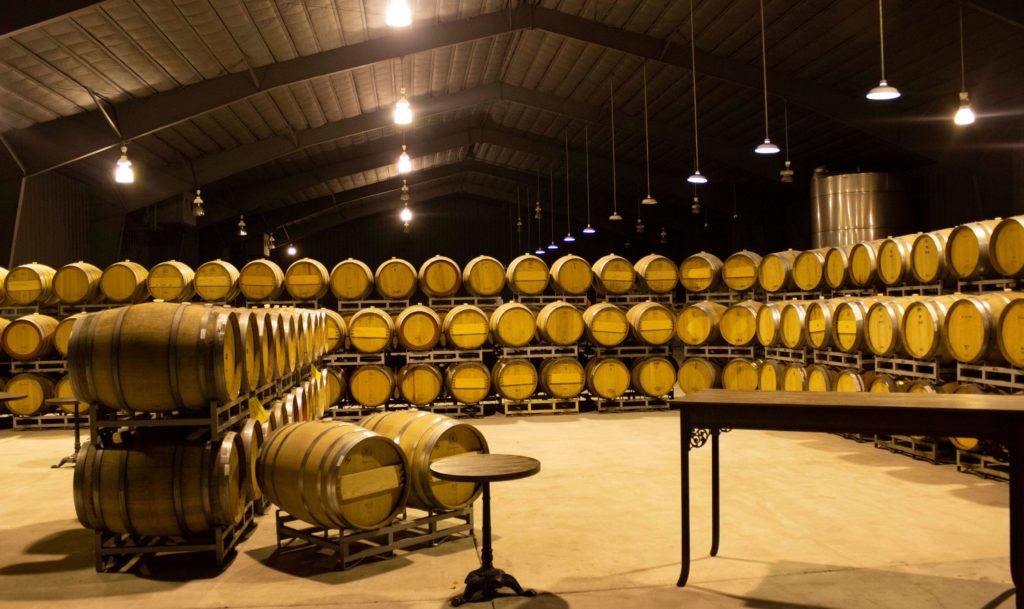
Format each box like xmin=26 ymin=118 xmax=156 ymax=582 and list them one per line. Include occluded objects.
xmin=0 ymin=412 xmax=1014 ymax=609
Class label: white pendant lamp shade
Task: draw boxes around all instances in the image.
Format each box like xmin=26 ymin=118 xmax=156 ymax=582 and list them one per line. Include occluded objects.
xmin=954 ymin=91 xmax=976 ymax=125
xmin=393 ymin=88 xmax=412 ymax=125
xmin=609 ymin=211 xmax=622 ymax=221
xmin=866 ymin=80 xmax=901 ymax=100
xmin=640 ymin=63 xmax=657 ymax=205
xmin=535 ymin=247 xmax=546 ymax=255
xmin=563 ymin=234 xmax=575 ymax=243
xmin=583 ymin=224 xmax=596 ymax=234
xmin=385 ymin=0 xmax=411 ymax=27
xmin=114 ymin=145 xmax=134 ymax=183
xmin=754 ymin=0 xmax=778 ymax=155
xmin=641 ymin=195 xmax=657 ymax=206
xmin=547 ymin=242 xmax=559 ymax=250
xmin=687 ymin=169 xmax=708 ymax=184
xmin=688 ymin=0 xmax=708 ymax=185
xmin=397 ymin=145 xmax=412 ymax=173
xmin=755 ymin=138 xmax=780 ymax=154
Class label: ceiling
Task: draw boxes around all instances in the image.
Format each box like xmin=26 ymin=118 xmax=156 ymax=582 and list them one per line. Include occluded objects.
xmin=1 ymin=0 xmax=1021 ymax=238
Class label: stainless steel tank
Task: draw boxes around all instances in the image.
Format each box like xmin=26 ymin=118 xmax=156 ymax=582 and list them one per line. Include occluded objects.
xmin=810 ymin=172 xmax=911 ymax=248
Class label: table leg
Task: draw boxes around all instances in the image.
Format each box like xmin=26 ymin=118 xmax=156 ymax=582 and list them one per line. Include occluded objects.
xmin=481 ymin=483 xmax=493 ymax=569
xmin=710 ymin=429 xmax=720 ymax=557
xmin=677 ymin=411 xmax=691 ymax=587
xmin=1010 ymin=431 xmax=1023 ymax=608
xmin=51 ymin=402 xmax=81 ymax=469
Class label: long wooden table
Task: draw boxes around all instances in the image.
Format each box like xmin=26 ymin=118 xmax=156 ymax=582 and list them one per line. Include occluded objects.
xmin=674 ymin=390 xmax=1024 ymax=608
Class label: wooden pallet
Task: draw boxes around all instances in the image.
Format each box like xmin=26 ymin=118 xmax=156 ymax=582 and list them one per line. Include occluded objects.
xmin=594 ymin=395 xmax=670 ymax=412
xmin=11 ymin=413 xmax=87 ymax=431
xmin=682 ymin=345 xmax=758 ymax=360
xmin=812 ymin=349 xmax=873 ymax=370
xmin=956 ymin=449 xmax=1010 ymax=482
xmin=598 ymin=293 xmax=675 ymax=305
xmin=763 ymin=347 xmax=809 ymax=364
xmin=764 ymin=290 xmax=823 ymax=302
xmin=502 ymin=398 xmax=579 ymax=415
xmin=957 ymin=278 xmax=1017 ymax=293
xmin=884 ymin=284 xmax=945 ymax=297
xmin=875 ymin=435 xmax=954 ymax=465
xmin=956 ymin=363 xmax=1024 ymax=392
xmin=874 ymin=356 xmax=954 ymax=381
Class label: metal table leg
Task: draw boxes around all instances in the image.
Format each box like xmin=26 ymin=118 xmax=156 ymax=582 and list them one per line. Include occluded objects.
xmin=51 ymin=402 xmax=81 ymax=469
xmin=710 ymin=429 xmax=720 ymax=557
xmin=677 ymin=410 xmax=691 ymax=587
xmin=1010 ymin=431 xmax=1022 ymax=609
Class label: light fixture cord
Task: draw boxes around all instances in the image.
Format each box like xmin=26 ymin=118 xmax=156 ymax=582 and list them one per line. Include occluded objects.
xmin=516 ymin=187 xmax=521 ymax=252
xmin=783 ymin=99 xmax=790 ymax=162
xmin=759 ymin=0 xmax=771 ymax=139
xmin=878 ymin=0 xmax=887 ymax=81
xmin=565 ymin=131 xmax=571 ymax=235
xmin=549 ymin=164 xmax=555 ymax=244
xmin=689 ymin=0 xmax=700 ymax=171
xmin=959 ymin=4 xmax=966 ymax=91
xmin=585 ymin=126 xmax=591 ymax=224
xmin=642 ymin=62 xmax=652 ymax=197
xmin=610 ymin=82 xmax=618 ymax=214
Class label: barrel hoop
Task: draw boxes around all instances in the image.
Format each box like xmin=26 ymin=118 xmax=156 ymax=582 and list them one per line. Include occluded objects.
xmin=213 ymin=310 xmax=232 ymax=400
xmin=392 ymin=410 xmax=429 ymax=450
xmin=71 ymin=312 xmax=99 ymax=404
xmin=72 ymin=442 xmax=91 ymax=527
xmin=116 ymin=446 xmax=137 ymax=536
xmin=214 ymin=432 xmax=238 ymax=525
xmin=196 ymin=306 xmax=214 ymax=402
xmin=321 ymin=427 xmax=373 ymax=529
xmin=109 ymin=306 xmax=131 ymax=411
xmin=89 ymin=441 xmax=106 ymax=530
xmin=168 ymin=303 xmax=187 ymax=410
xmin=416 ymin=420 xmax=454 ymax=505
xmin=171 ymin=438 xmax=190 ymax=535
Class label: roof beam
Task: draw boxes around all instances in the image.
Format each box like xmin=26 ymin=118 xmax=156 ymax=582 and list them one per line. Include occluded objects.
xmin=965 ymin=1 xmax=1024 ymax=29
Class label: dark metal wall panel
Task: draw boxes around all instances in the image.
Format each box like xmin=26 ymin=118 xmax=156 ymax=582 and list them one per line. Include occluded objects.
xmin=11 ymin=171 xmax=90 ymax=266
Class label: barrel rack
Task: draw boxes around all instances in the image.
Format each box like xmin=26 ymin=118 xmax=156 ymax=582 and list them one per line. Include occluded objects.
xmin=874 ymin=357 xmax=954 ymax=381
xmin=591 ymin=389 xmax=671 ymax=413
xmin=337 ymin=299 xmax=408 ymax=314
xmin=812 ymin=349 xmax=873 ymax=370
xmin=598 ymin=292 xmax=675 ymax=305
xmin=502 ymin=396 xmax=579 ymax=415
xmin=428 ymin=296 xmax=500 ymax=311
xmin=763 ymin=347 xmax=810 ymax=364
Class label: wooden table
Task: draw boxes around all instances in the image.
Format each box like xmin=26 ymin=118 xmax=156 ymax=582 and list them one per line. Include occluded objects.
xmin=674 ymin=390 xmax=1024 ymax=608
xmin=431 ymin=453 xmax=541 ymax=606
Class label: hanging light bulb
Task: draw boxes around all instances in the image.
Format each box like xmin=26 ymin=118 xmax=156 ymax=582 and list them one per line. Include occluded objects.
xmin=399 ymin=206 xmax=413 ymax=223
xmin=780 ymin=101 xmax=795 ymax=182
xmin=953 ymin=7 xmax=975 ymax=125
xmin=635 ymin=218 xmax=645 ymax=233
xmin=114 ymin=144 xmax=134 ymax=183
xmin=687 ymin=170 xmax=707 ymax=185
xmin=562 ymin=131 xmax=575 ymax=244
xmin=780 ymin=160 xmax=795 ymax=183
xmin=534 ymin=202 xmax=542 ymax=219
xmin=547 ymin=241 xmax=559 ymax=250
xmin=393 ymin=87 xmax=412 ymax=125
xmin=564 ymin=233 xmax=575 ymax=243
xmin=640 ymin=63 xmax=657 ymax=205
xmin=192 ymin=189 xmax=205 ymax=217
xmin=866 ymin=0 xmax=900 ymax=100
xmin=385 ymin=0 xmax=411 ymax=27
xmin=516 ymin=217 xmax=523 ymax=232
xmin=286 ymin=244 xmax=297 ymax=256
xmin=755 ymin=138 xmax=780 ymax=155
xmin=754 ymin=0 xmax=781 ymax=154
xmin=268 ymin=233 xmax=276 ymax=249
xmin=403 ymin=221 xmax=410 ymax=233
xmin=238 ymin=215 xmax=247 ymax=236
xmin=397 ymin=145 xmax=412 ymax=174
xmin=582 ymin=127 xmax=596 ymax=236
xmin=609 ymin=210 xmax=622 ymax=221
xmin=609 ymin=82 xmax=622 ymax=221
xmin=660 ymin=228 xmax=668 ymax=244
xmin=691 ymin=195 xmax=701 ymax=215
xmin=583 ymin=224 xmax=596 ymax=235
xmin=687 ymin=0 xmax=709 ymax=185
xmin=534 ymin=247 xmax=546 ymax=255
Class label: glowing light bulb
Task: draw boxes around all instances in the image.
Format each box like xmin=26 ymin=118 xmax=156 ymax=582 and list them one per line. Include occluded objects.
xmin=534 ymin=247 xmax=546 ymax=255
xmin=400 ymin=206 xmax=413 ymax=222
xmin=393 ymin=88 xmax=412 ymax=125
xmin=238 ymin=215 xmax=247 ymax=236
xmin=286 ymin=244 xmax=297 ymax=256
xmin=866 ymin=79 xmax=901 ymax=101
xmin=582 ymin=224 xmax=596 ymax=235
xmin=397 ymin=145 xmax=412 ymax=174
xmin=609 ymin=211 xmax=622 ymax=221
xmin=563 ymin=233 xmax=575 ymax=243
xmin=114 ymin=145 xmax=134 ymax=183
xmin=755 ymin=138 xmax=780 ymax=154
xmin=547 ymin=242 xmax=559 ymax=250
xmin=954 ymin=91 xmax=975 ymax=125
xmin=687 ymin=170 xmax=708 ymax=184
xmin=385 ymin=0 xmax=411 ymax=27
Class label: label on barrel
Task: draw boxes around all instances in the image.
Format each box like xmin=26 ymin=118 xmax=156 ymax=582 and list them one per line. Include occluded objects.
xmin=450 ymin=323 xmax=486 ymax=336
xmin=682 ymin=268 xmax=711 ymax=279
xmin=808 ymin=319 xmax=825 ymax=333
xmin=243 ymin=275 xmax=275 ymax=286
xmin=837 ymin=320 xmax=856 ymax=334
xmin=646 ymin=271 xmax=677 ymax=280
xmin=248 ymin=397 xmax=268 ymax=423
xmin=148 ymin=278 xmax=182 ymax=288
xmin=196 ymin=276 xmax=230 ymax=287
xmin=604 ymin=271 xmax=633 ymax=282
xmin=289 ymin=274 xmax=321 ymax=285
xmin=6 ymin=280 xmax=39 ymax=291
xmin=352 ymin=327 xmax=388 ymax=338
xmin=518 ymin=271 xmax=547 ymax=281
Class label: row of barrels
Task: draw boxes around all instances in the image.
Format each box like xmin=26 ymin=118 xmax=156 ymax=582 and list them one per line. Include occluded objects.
xmin=3 ymin=372 xmax=86 ymax=416
xmin=75 ymin=411 xmax=487 ymax=536
xmin=680 ymin=215 xmax=1024 ymax=293
xmin=678 ymin=292 xmax=1024 ymax=367
xmin=329 ymin=355 xmax=678 ymax=407
xmin=66 ymin=302 xmax=333 ymax=413
xmin=0 ymin=252 xmax=679 ymax=307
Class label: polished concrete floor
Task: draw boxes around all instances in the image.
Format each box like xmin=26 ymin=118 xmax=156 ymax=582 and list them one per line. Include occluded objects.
xmin=0 ymin=411 xmax=1014 ymax=609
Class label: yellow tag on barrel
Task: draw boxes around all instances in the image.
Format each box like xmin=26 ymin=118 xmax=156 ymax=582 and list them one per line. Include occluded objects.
xmin=248 ymin=397 xmax=268 ymax=423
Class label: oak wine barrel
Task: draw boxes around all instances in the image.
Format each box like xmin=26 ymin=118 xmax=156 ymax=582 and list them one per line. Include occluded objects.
xmin=252 ymin=309 xmax=286 ymax=379
xmin=444 ymin=361 xmax=492 ymax=404
xmin=396 ymin=363 xmax=444 ymax=405
xmin=910 ymin=229 xmax=954 ymax=284
xmin=679 ymin=252 xmax=723 ymax=293
xmin=194 ymin=260 xmax=240 ymax=302
xmin=677 ymin=300 xmax=726 ymax=346
xmin=100 ymin=261 xmax=150 ymax=303
xmin=792 ymin=248 xmax=828 ymax=291
xmin=348 ymin=365 xmax=395 ymax=407
xmin=348 ymin=307 xmax=395 ymax=354
xmin=5 ymin=263 xmax=58 ymax=306
xmin=625 ymin=301 xmax=675 ymax=346
xmin=239 ymin=419 xmax=265 ymax=502
xmin=330 ymin=259 xmax=374 ymax=301
xmin=325 ymin=367 xmax=346 ymax=406
xmin=805 ymin=364 xmax=839 ymax=392
xmin=592 ymin=254 xmax=635 ymax=295
xmin=582 ymin=303 xmax=629 ymax=347
xmin=947 ymin=219 xmax=1002 ymax=280
xmin=755 ymin=301 xmax=785 ymax=348
xmin=147 ymin=260 xmax=196 ymax=302
xmin=506 ymin=254 xmax=549 ymax=295
xmin=492 ymin=358 xmax=538 ymax=401
xmin=239 ymin=259 xmax=285 ymax=302
xmin=536 ymin=300 xmax=585 ymax=345
xmin=865 ymin=296 xmax=915 ymax=357
xmin=998 ymin=296 xmax=1024 ymax=368
xmin=441 ymin=304 xmax=489 ymax=350
xmin=757 ymin=249 xmax=799 ymax=293
xmin=538 ymin=357 xmax=585 ymax=399
xmin=721 ymin=358 xmax=760 ymax=391
xmin=284 ymin=258 xmax=330 ymax=301
xmin=549 ymin=254 xmax=593 ymax=295
xmin=832 ymin=296 xmax=888 ymax=353
xmin=757 ymin=359 xmax=785 ymax=391
xmin=418 ymin=255 xmax=462 ymax=298
xmin=835 ymin=369 xmax=877 ymax=393
xmin=462 ymin=255 xmax=506 ymax=297
xmin=322 ymin=309 xmax=347 ymax=353
xmin=805 ymin=298 xmax=851 ymax=351
xmin=233 ymin=309 xmax=262 ymax=390
xmin=869 ymin=374 xmax=910 ymax=393
xmin=375 ymin=258 xmax=418 ymax=300
xmin=55 ymin=374 xmax=90 ymax=414
xmin=585 ymin=357 xmax=630 ymax=399
xmin=782 ymin=363 xmax=807 ymax=391
xmin=53 ymin=262 xmax=103 ymax=305
xmin=719 ymin=300 xmax=762 ymax=347
xmin=2 ymin=313 xmax=58 ymax=360
xmin=677 ymin=357 xmax=721 ymax=394
xmin=848 ymin=239 xmax=885 ymax=287
xmin=877 ymin=234 xmax=918 ymax=286
xmin=4 ymin=373 xmax=54 ymax=416
xmin=901 ymin=294 xmax=962 ymax=361
xmin=779 ymin=300 xmax=811 ymax=349
xmin=489 ymin=302 xmax=535 ymax=347
xmin=990 ymin=215 xmax=1024 ymax=277
xmin=944 ymin=291 xmax=1019 ymax=364
xmin=824 ymin=244 xmax=854 ymax=290
xmin=630 ymin=355 xmax=676 ymax=398
xmin=721 ymin=250 xmax=761 ymax=292
xmin=634 ymin=254 xmax=679 ymax=294
xmin=394 ymin=304 xmax=442 ymax=352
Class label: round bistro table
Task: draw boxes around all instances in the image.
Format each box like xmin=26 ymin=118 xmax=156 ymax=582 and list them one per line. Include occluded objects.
xmin=430 ymin=453 xmax=541 ymax=606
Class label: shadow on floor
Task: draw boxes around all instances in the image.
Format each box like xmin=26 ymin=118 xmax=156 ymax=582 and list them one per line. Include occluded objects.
xmin=0 ymin=522 xmax=93 ymax=576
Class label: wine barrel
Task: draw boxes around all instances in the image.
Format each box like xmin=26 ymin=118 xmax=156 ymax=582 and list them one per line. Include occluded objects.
xmin=239 ymin=259 xmax=284 ymax=302
xmin=679 ymin=252 xmax=723 ymax=293
xmin=865 ymin=296 xmax=915 ymax=357
xmin=258 ymin=421 xmax=407 ymax=530
xmin=375 ymin=258 xmax=418 ymax=300
xmin=0 ymin=266 xmax=6 ymax=303
xmin=76 ymin=431 xmax=246 ymax=536
xmin=911 ymin=229 xmax=955 ymax=284
xmin=677 ymin=300 xmax=726 ymax=346
xmin=286 ymin=311 xmax=307 ymax=368
xmin=630 ymin=355 xmax=676 ymax=397
xmin=396 ymin=363 xmax=443 ymax=405
xmin=832 ymin=296 xmax=888 ymax=353
xmin=53 ymin=262 xmax=103 ymax=305
xmin=824 ymin=244 xmax=854 ymax=290
xmin=758 ymin=359 xmax=785 ymax=391
xmin=68 ymin=302 xmax=242 ymax=412
xmin=877 ymin=234 xmax=918 ymax=286
xmin=234 ymin=309 xmax=262 ymax=390
xmin=194 ymin=260 xmax=240 ymax=302
xmin=805 ymin=298 xmax=850 ymax=351
xmin=322 ymin=309 xmax=347 ymax=353
xmin=100 ymin=261 xmax=150 ymax=303
xmin=869 ymin=374 xmax=910 ymax=393
xmin=944 ymin=291 xmax=1019 ymax=364
xmin=990 ymin=216 xmax=1024 ymax=277
xmin=947 ymin=219 xmax=1002 ymax=280
xmin=582 ymin=303 xmax=629 ymax=347
xmin=538 ymin=357 xmax=585 ymax=399
xmin=758 ymin=250 xmax=799 ymax=293
xmin=252 ymin=309 xmax=286 ymax=379
xmin=442 ymin=304 xmax=489 ymax=350
xmin=722 ymin=250 xmax=761 ymax=292
xmin=394 ymin=305 xmax=442 ymax=352
xmin=901 ymin=294 xmax=962 ymax=361
xmin=949 ymin=384 xmax=989 ymax=451
xmin=549 ymin=254 xmax=593 ymax=295
xmin=848 ymin=239 xmax=885 ymax=287
xmin=585 ymin=357 xmax=630 ymax=399
xmin=592 ymin=254 xmax=635 ymax=294
xmin=755 ymin=301 xmax=785 ymax=347
xmin=330 ymin=259 xmax=374 ymax=301
xmin=462 ymin=255 xmax=505 ymax=297
xmin=677 ymin=357 xmax=721 ymax=394
xmin=5 ymin=263 xmax=58 ymax=306
xmin=806 ymin=365 xmax=839 ymax=392
xmin=284 ymin=258 xmax=329 ymax=301
xmin=55 ymin=374 xmax=90 ymax=414
xmin=4 ymin=373 xmax=54 ymax=416
xmin=782 ymin=363 xmax=807 ymax=391
xmin=506 ymin=254 xmax=549 ymax=295
xmin=835 ymin=369 xmax=877 ymax=393
xmin=634 ymin=254 xmax=679 ymax=294
xmin=792 ymin=248 xmax=829 ymax=291
xmin=2 ymin=313 xmax=58 ymax=360
xmin=492 ymin=358 xmax=538 ymax=401
xmin=54 ymin=315 xmax=81 ymax=357
xmin=147 ymin=260 xmax=196 ymax=302
xmin=359 ymin=410 xmax=488 ymax=511
xmin=536 ymin=300 xmax=585 ymax=345
xmin=445 ymin=362 xmax=491 ymax=404
xmin=489 ymin=302 xmax=535 ymax=347
xmin=419 ymin=255 xmax=462 ymax=298
xmin=720 ymin=300 xmax=762 ymax=347
xmin=722 ymin=358 xmax=760 ymax=391
xmin=348 ymin=307 xmax=395 ymax=354
xmin=907 ymin=380 xmax=960 ymax=394
xmin=779 ymin=301 xmax=811 ymax=349
xmin=625 ymin=302 xmax=675 ymax=346
xmin=239 ymin=419 xmax=265 ymax=502
xmin=348 ymin=365 xmax=395 ymax=407
xmin=325 ymin=368 xmax=346 ymax=406
xmin=998 ymin=297 xmax=1024 ymax=368
xmin=267 ymin=400 xmax=286 ymax=431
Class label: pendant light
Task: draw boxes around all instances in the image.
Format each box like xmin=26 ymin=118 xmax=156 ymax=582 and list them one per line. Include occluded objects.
xmin=582 ymin=127 xmax=596 ymax=234
xmin=866 ymin=0 xmax=901 ymax=100
xmin=192 ymin=189 xmax=205 ymax=217
xmin=563 ymin=131 xmax=575 ymax=242
xmin=691 ymin=186 xmax=700 ymax=215
xmin=640 ymin=63 xmax=658 ymax=205
xmin=385 ymin=0 xmax=411 ymax=27
xmin=547 ymin=164 xmax=558 ymax=250
xmin=636 ymin=217 xmax=645 ymax=233
xmin=660 ymin=227 xmax=668 ymax=244
xmin=754 ymin=0 xmax=780 ymax=154
xmin=397 ymin=145 xmax=411 ymax=173
xmin=732 ymin=183 xmax=739 ymax=219
xmin=286 ymin=244 xmax=297 ymax=256
xmin=238 ymin=215 xmax=247 ymax=236
xmin=687 ymin=0 xmax=708 ymax=184
xmin=399 ymin=179 xmax=412 ymax=229
xmin=953 ymin=6 xmax=975 ymax=125
xmin=609 ymin=83 xmax=622 ymax=221
xmin=534 ymin=168 xmax=545 ymax=255
xmin=114 ymin=144 xmax=134 ymax=183
xmin=780 ymin=100 xmax=794 ymax=183
xmin=394 ymin=87 xmax=412 ymax=125
xmin=268 ymin=233 xmax=276 ymax=249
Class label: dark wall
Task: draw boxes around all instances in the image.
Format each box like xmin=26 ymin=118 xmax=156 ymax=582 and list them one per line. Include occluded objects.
xmin=9 ymin=172 xmax=90 ymax=267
